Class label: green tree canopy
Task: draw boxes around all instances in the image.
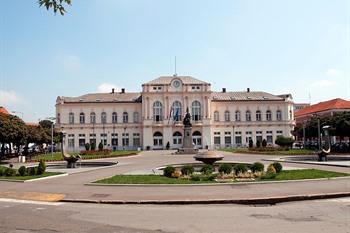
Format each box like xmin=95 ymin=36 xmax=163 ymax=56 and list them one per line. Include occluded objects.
xmin=38 ymin=0 xmax=72 ymax=15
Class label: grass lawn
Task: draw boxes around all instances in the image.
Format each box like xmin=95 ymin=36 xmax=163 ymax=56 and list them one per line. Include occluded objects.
xmin=260 ymin=169 xmax=350 ymax=181
xmin=0 ymin=172 xmax=63 ymax=181
xmin=94 ymin=169 xmax=349 ymax=184
xmin=220 ymin=148 xmax=316 ymax=155
xmin=28 ymin=150 xmax=138 ymax=162
xmin=95 ymin=175 xmax=214 ymax=184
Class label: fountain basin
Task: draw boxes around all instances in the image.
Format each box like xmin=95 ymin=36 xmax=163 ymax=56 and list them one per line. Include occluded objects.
xmin=194 ymin=151 xmax=224 ymax=165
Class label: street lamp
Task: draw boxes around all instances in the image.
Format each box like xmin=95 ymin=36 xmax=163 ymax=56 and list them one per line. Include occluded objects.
xmin=45 ymin=117 xmax=56 ymax=159
xmin=312 ymin=114 xmax=321 ymax=151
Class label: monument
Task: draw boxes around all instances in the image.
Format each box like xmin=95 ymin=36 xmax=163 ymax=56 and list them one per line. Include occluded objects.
xmin=177 ymin=108 xmax=198 ymax=154
xmin=60 ymin=132 xmax=81 ymax=168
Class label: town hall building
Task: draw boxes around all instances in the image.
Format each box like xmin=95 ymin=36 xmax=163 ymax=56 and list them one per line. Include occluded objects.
xmin=55 ymin=76 xmax=295 ymax=151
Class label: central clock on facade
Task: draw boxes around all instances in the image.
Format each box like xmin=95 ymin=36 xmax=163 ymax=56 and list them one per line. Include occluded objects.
xmin=173 ymin=80 xmax=181 ymax=88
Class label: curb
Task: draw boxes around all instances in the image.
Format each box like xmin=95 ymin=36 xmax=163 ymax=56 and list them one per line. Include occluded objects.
xmin=85 ymin=176 xmax=350 ymax=187
xmin=0 ymin=173 xmax=68 ymax=183
xmin=61 ymin=192 xmax=350 ymax=205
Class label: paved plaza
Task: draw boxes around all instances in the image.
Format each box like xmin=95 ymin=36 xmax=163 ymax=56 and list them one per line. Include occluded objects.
xmin=0 ymin=151 xmax=349 ymax=203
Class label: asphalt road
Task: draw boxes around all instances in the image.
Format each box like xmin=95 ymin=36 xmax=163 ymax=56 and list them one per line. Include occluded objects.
xmin=0 ymin=197 xmax=349 ymax=233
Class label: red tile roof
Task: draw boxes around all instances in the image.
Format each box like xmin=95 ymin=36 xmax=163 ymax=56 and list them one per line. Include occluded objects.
xmin=0 ymin=106 xmax=9 ymax=115
xmin=295 ymin=98 xmax=350 ymax=117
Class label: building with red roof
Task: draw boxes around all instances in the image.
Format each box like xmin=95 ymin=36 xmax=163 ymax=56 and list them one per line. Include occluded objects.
xmin=295 ymin=98 xmax=350 ymax=123
xmin=0 ymin=106 xmax=9 ymax=115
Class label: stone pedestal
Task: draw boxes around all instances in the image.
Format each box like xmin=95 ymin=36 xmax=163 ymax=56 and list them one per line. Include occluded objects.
xmin=177 ymin=126 xmax=198 ymax=154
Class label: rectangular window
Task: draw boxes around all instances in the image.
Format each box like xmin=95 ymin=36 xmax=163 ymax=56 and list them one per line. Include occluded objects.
xmin=224 ymin=136 xmax=231 ymax=145
xmin=256 ymin=136 xmax=263 ymax=143
xmin=133 ymin=133 xmax=140 ymax=147
xmin=214 ymin=136 xmax=221 ymax=145
xmin=100 ymin=133 xmax=107 ymax=146
xmin=79 ymin=138 xmax=85 ymax=147
xmin=68 ymin=134 xmax=75 ymax=148
xmin=267 ymin=135 xmax=273 ymax=144
xmin=111 ymin=133 xmax=118 ymax=146
xmin=122 ymin=133 xmax=129 ymax=147
xmin=235 ymin=136 xmax=242 ymax=145
xmin=276 ymin=130 xmax=283 ymax=135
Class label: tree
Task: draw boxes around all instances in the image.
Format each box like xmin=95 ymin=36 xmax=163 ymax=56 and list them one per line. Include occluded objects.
xmin=275 ymin=136 xmax=294 ymax=148
xmin=38 ymin=0 xmax=72 ymax=15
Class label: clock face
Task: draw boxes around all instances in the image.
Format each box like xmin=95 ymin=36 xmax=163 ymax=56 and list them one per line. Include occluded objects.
xmin=173 ymin=80 xmax=181 ymax=88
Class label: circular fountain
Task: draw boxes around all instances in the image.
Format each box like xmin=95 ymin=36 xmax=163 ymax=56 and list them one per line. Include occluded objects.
xmin=193 ymin=151 xmax=224 ymax=165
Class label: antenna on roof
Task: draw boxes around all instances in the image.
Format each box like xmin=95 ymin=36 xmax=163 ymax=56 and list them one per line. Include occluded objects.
xmin=173 ymin=56 xmax=177 ymax=76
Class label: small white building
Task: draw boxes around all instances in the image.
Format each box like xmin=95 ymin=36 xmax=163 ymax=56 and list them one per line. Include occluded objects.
xmin=56 ymin=76 xmax=295 ymax=151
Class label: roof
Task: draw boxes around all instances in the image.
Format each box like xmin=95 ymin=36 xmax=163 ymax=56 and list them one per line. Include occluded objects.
xmin=58 ymin=92 xmax=142 ymax=103
xmin=0 ymin=106 xmax=9 ymax=114
xmin=211 ymin=91 xmax=285 ymax=101
xmin=144 ymin=76 xmax=209 ymax=85
xmin=295 ymin=98 xmax=350 ymax=117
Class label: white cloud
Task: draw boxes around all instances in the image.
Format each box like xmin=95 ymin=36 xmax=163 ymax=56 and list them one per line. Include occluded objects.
xmin=310 ymin=80 xmax=335 ymax=88
xmin=97 ymin=83 xmax=121 ymax=93
xmin=0 ymin=90 xmax=23 ymax=106
xmin=326 ymin=68 xmax=340 ymax=77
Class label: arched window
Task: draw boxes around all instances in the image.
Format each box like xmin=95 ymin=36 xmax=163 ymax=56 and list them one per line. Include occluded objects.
xmin=191 ymin=101 xmax=201 ymax=121
xmin=69 ymin=112 xmax=74 ymax=124
xmin=90 ymin=112 xmax=96 ymax=124
xmin=235 ymin=110 xmax=241 ymax=121
xmin=173 ymin=131 xmax=182 ymax=146
xmin=123 ymin=112 xmax=128 ymax=123
xmin=172 ymin=101 xmax=182 ymax=121
xmin=224 ymin=110 xmax=230 ymax=122
xmin=256 ymin=110 xmax=261 ymax=121
xmin=57 ymin=113 xmax=60 ymax=124
xmin=153 ymin=131 xmax=163 ymax=148
xmin=245 ymin=110 xmax=251 ymax=121
xmin=79 ymin=112 xmax=85 ymax=124
xmin=112 ymin=112 xmax=117 ymax=123
xmin=192 ymin=131 xmax=202 ymax=148
xmin=289 ymin=110 xmax=293 ymax=120
xmin=133 ymin=112 xmax=139 ymax=123
xmin=276 ymin=110 xmax=282 ymax=121
xmin=101 ymin=112 xmax=107 ymax=124
xmin=153 ymin=101 xmax=163 ymax=122
xmin=266 ymin=110 xmax=272 ymax=121
xmin=214 ymin=111 xmax=219 ymax=122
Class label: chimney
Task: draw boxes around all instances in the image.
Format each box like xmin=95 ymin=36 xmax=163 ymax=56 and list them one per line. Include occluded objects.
xmin=112 ymin=88 xmax=115 ymax=94
xmin=222 ymin=88 xmax=226 ymax=93
xmin=121 ymin=88 xmax=125 ymax=94
xmin=247 ymin=88 xmax=250 ymax=93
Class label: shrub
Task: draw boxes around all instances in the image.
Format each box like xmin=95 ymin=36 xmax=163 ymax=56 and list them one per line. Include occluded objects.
xmin=18 ymin=166 xmax=27 ymax=176
xmin=234 ymin=164 xmax=248 ymax=175
xmin=163 ymin=166 xmax=175 ymax=178
xmin=90 ymin=142 xmax=96 ymax=151
xmin=248 ymin=139 xmax=253 ymax=148
xmin=191 ymin=175 xmax=201 ymax=181
xmin=171 ymin=170 xmax=182 ymax=178
xmin=181 ymin=165 xmax=194 ymax=176
xmin=37 ymin=159 xmax=46 ymax=175
xmin=267 ymin=164 xmax=277 ymax=174
xmin=275 ymin=136 xmax=294 ymax=148
xmin=218 ymin=164 xmax=232 ymax=174
xmin=202 ymin=174 xmax=217 ymax=181
xmin=4 ymin=168 xmax=16 ymax=177
xmin=256 ymin=140 xmax=261 ymax=148
xmin=0 ymin=167 xmax=4 ymax=176
xmin=251 ymin=162 xmax=264 ymax=173
xmin=261 ymin=172 xmax=277 ymax=179
xmin=262 ymin=139 xmax=267 ymax=147
xmin=27 ymin=167 xmax=37 ymax=176
xmin=201 ymin=164 xmax=214 ymax=175
xmin=98 ymin=142 xmax=103 ymax=151
xmin=84 ymin=143 xmax=90 ymax=151
xmin=271 ymin=162 xmax=283 ymax=173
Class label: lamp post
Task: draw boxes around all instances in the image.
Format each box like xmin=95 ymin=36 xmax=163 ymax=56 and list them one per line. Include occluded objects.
xmin=45 ymin=117 xmax=56 ymax=159
xmin=312 ymin=114 xmax=321 ymax=151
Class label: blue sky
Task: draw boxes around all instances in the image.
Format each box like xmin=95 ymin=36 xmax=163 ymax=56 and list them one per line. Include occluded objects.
xmin=0 ymin=0 xmax=349 ymax=122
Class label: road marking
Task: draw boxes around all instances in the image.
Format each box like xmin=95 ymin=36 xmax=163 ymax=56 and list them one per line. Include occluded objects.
xmin=0 ymin=198 xmax=64 ymax=206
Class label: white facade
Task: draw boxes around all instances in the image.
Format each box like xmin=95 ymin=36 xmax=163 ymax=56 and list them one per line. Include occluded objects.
xmin=56 ymin=76 xmax=295 ymax=151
